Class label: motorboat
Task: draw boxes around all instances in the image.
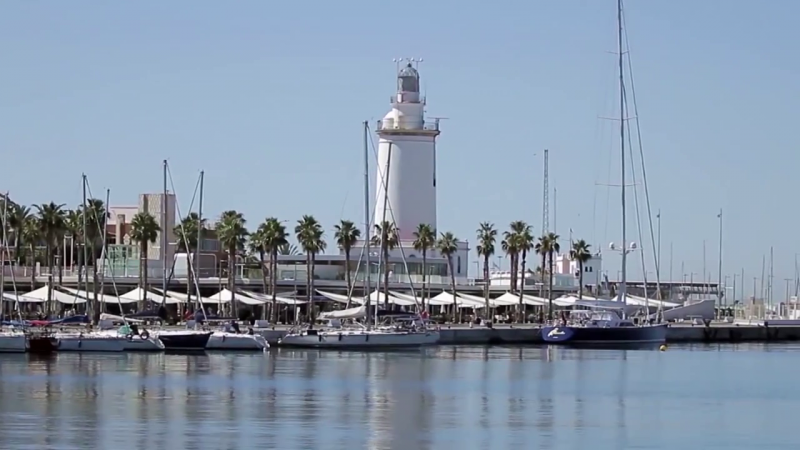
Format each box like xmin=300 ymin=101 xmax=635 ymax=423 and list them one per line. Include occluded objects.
xmin=205 ymin=321 xmax=268 ymax=351
xmin=0 ymin=329 xmax=27 ymax=353
xmin=541 ymin=309 xmax=667 ymax=345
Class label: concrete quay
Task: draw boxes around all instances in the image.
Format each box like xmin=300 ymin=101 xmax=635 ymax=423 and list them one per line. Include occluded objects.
xmin=253 ymin=323 xmax=800 ymax=346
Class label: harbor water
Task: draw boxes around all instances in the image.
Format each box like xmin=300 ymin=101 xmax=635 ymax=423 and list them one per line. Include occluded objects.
xmin=1 ymin=344 xmax=799 ymax=450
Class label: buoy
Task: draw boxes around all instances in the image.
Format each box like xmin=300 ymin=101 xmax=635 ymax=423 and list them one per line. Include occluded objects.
xmin=659 ymin=344 xmax=667 ymax=352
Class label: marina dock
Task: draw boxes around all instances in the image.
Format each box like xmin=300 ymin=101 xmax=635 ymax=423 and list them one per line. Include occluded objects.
xmin=254 ymin=323 xmax=800 ymax=346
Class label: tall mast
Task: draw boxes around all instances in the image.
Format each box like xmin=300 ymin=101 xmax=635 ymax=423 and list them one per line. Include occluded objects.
xmin=82 ymin=175 xmax=90 ymax=317
xmin=717 ymin=209 xmax=723 ymax=307
xmin=1 ymin=193 xmax=7 ymax=319
xmin=618 ymin=0 xmax=628 ymax=312
xmin=162 ymin=160 xmax=168 ymax=306
xmin=196 ymin=170 xmax=204 ymax=310
xmin=363 ymin=121 xmax=372 ymax=325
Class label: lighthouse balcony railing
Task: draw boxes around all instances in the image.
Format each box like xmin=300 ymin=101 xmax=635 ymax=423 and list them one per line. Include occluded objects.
xmin=376 ymin=119 xmax=439 ymax=132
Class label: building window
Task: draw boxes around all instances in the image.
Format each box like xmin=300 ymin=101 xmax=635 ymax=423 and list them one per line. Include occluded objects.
xmin=457 ymin=256 xmax=461 ymax=274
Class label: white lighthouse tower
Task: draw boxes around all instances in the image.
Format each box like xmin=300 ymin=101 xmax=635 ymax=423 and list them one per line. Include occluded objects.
xmin=373 ymin=60 xmax=440 ymax=240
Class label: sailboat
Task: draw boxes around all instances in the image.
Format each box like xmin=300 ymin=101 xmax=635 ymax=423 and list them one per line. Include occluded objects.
xmin=279 ymin=121 xmax=439 ymax=348
xmin=541 ymin=0 xmax=667 ymax=345
xmin=0 ymin=194 xmax=27 ymax=353
xmin=146 ymin=161 xmax=212 ymax=351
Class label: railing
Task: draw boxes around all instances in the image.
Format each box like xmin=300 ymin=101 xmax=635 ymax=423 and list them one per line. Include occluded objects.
xmin=376 ymin=118 xmax=440 ymax=132
xmin=350 ymin=273 xmax=475 ymax=286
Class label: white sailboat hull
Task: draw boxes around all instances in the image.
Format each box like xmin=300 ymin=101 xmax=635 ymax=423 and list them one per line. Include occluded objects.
xmin=279 ymin=330 xmax=440 ymax=348
xmin=206 ymin=332 xmax=268 ymax=350
xmin=96 ymin=330 xmax=165 ymax=351
xmin=0 ymin=332 xmax=27 ymax=353
xmin=55 ymin=333 xmax=126 ymax=352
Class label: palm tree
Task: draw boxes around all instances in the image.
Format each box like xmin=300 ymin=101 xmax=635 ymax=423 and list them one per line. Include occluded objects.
xmin=437 ymin=231 xmax=459 ymax=322
xmin=278 ymin=243 xmax=300 ymax=255
xmin=570 ymin=239 xmax=592 ymax=299
xmin=251 ymin=217 xmax=288 ymax=322
xmin=65 ymin=209 xmax=82 ymax=273
xmin=545 ymin=232 xmax=561 ymax=319
xmin=174 ymin=212 xmax=206 ymax=304
xmin=371 ymin=221 xmax=399 ymax=308
xmin=412 ymin=223 xmax=436 ymax=311
xmin=6 ymin=204 xmax=31 ymax=264
xmin=476 ymin=222 xmax=497 ymax=322
xmin=334 ymin=220 xmax=361 ymax=308
xmin=20 ymin=216 xmax=41 ymax=292
xmin=535 ymin=236 xmax=548 ymax=298
xmin=35 ymin=202 xmax=66 ymax=314
xmin=295 ymin=215 xmax=325 ymax=326
xmin=216 ymin=210 xmax=249 ymax=318
xmin=514 ymin=223 xmax=534 ymax=323
xmin=83 ymin=198 xmax=107 ymax=318
xmin=130 ymin=212 xmax=160 ymax=311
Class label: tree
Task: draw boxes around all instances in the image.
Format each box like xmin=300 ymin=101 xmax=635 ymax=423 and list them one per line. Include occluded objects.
xmin=130 ymin=212 xmax=160 ymax=311
xmin=514 ymin=223 xmax=534 ymax=322
xmin=437 ymin=231 xmax=459 ymax=323
xmin=476 ymin=222 xmax=497 ymax=323
xmin=334 ymin=220 xmax=361 ymax=308
xmin=174 ymin=212 xmax=206 ymax=305
xmin=20 ymin=216 xmax=41 ymax=292
xmin=6 ymin=204 xmax=31 ymax=264
xmin=216 ymin=210 xmax=249 ymax=318
xmin=35 ymin=202 xmax=66 ymax=314
xmin=371 ymin=221 xmax=399 ymax=308
xmin=535 ymin=236 xmax=548 ymax=298
xmin=83 ymin=198 xmax=108 ymax=321
xmin=295 ymin=215 xmax=325 ymax=326
xmin=570 ymin=239 xmax=592 ymax=300
xmin=412 ymin=223 xmax=436 ymax=312
xmin=538 ymin=232 xmax=561 ymax=320
xmin=251 ymin=217 xmax=288 ymax=322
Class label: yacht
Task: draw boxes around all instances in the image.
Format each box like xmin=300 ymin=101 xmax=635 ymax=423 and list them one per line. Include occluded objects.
xmin=279 ymin=307 xmax=439 ymax=349
xmin=542 ymin=309 xmax=667 ymax=345
xmin=127 ymin=310 xmax=212 ymax=351
xmin=96 ymin=314 xmax=165 ymax=351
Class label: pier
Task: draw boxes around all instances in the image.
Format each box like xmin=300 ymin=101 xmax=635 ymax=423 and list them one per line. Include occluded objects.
xmin=254 ymin=323 xmax=800 ymax=346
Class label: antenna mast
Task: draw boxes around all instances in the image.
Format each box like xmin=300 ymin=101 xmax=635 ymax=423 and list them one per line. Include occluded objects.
xmin=542 ymin=149 xmax=549 ymax=235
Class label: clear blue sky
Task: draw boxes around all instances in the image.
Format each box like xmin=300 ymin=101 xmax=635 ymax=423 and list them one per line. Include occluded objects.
xmin=2 ymin=1 xmax=798 ymax=297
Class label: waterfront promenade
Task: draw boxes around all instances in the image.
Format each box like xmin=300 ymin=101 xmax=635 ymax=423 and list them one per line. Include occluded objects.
xmin=249 ymin=322 xmax=800 ymax=346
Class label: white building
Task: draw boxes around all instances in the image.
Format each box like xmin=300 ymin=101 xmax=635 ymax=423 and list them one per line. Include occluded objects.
xmin=553 ymin=252 xmax=603 ymax=291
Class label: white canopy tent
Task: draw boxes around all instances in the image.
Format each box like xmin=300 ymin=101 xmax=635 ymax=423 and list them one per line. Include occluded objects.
xmin=119 ymin=287 xmax=177 ymax=304
xmin=152 ymin=288 xmax=216 ymax=305
xmin=491 ymin=292 xmax=549 ymax=307
xmin=428 ymin=292 xmax=485 ymax=308
xmin=18 ymin=285 xmax=87 ymax=304
xmin=205 ymin=289 xmax=266 ymax=305
xmin=59 ymin=287 xmax=129 ymax=304
xmin=315 ymin=289 xmax=413 ymax=306
xmin=240 ymin=290 xmax=307 ymax=305
xmin=1 ymin=291 xmax=45 ymax=303
xmin=319 ymin=305 xmax=367 ymax=320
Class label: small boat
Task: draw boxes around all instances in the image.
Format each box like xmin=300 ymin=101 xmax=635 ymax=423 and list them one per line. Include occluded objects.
xmin=205 ymin=321 xmax=268 ymax=351
xmin=0 ymin=329 xmax=27 ymax=353
xmin=27 ymin=333 xmax=59 ymax=354
xmin=541 ymin=309 xmax=667 ymax=345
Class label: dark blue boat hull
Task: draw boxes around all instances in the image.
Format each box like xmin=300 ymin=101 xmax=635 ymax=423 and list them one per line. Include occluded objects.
xmin=541 ymin=324 xmax=667 ymax=345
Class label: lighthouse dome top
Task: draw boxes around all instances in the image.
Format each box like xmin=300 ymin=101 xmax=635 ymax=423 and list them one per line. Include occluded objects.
xmin=397 ymin=63 xmax=420 ymax=93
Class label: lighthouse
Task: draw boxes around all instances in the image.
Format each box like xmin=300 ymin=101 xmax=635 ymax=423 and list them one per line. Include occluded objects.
xmin=373 ymin=61 xmax=440 ymax=240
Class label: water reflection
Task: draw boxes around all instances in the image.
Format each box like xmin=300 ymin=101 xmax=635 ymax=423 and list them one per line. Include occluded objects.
xmin=1 ymin=344 xmax=800 ymax=449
